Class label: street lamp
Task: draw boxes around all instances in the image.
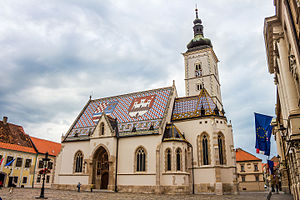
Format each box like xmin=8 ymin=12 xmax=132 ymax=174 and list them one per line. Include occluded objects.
xmin=36 ymin=152 xmax=50 ymax=199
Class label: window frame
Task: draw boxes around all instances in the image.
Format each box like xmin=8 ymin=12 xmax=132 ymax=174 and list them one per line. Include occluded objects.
xmin=15 ymin=157 xmax=23 ymax=167
xmin=6 ymin=156 xmax=14 ymax=166
xmin=176 ymin=148 xmax=182 ymax=171
xmin=165 ymin=148 xmax=172 ymax=171
xmin=135 ymin=147 xmax=146 ymax=172
xmin=22 ymin=177 xmax=27 ymax=184
xmin=25 ymin=159 xmax=32 ymax=168
xmin=74 ymin=151 xmax=84 ymax=173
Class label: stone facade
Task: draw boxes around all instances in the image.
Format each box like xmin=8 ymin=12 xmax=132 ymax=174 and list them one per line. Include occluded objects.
xmin=264 ymin=0 xmax=300 ymax=199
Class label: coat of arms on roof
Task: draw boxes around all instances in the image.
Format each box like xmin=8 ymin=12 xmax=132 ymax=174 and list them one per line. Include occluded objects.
xmin=128 ymin=95 xmax=156 ymax=118
xmin=93 ymin=101 xmax=119 ymax=122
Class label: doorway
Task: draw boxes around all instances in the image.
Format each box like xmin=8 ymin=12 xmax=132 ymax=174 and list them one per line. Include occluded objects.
xmin=0 ymin=173 xmax=6 ymax=187
xmin=92 ymin=146 xmax=109 ymax=189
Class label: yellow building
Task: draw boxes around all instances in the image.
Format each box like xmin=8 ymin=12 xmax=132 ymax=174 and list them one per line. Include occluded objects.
xmin=30 ymin=137 xmax=61 ymax=188
xmin=235 ymin=148 xmax=264 ymax=191
xmin=0 ymin=117 xmax=37 ymax=188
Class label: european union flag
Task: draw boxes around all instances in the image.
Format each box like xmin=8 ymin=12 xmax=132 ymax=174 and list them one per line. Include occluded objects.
xmin=267 ymin=160 xmax=274 ymax=174
xmin=254 ymin=113 xmax=273 ymax=156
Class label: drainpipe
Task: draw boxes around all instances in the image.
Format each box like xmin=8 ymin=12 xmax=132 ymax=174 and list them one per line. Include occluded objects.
xmin=187 ymin=142 xmax=194 ymax=194
xmin=114 ymin=127 xmax=119 ymax=192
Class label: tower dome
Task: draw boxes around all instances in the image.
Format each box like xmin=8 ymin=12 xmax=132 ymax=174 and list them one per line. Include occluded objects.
xmin=186 ymin=8 xmax=212 ymax=52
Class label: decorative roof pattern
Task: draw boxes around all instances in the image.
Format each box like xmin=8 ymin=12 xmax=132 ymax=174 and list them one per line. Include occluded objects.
xmin=162 ymin=123 xmax=187 ymax=142
xmin=235 ymin=148 xmax=262 ymax=162
xmin=66 ymin=87 xmax=173 ymax=139
xmin=30 ymin=137 xmax=61 ymax=156
xmin=172 ymin=88 xmax=219 ymax=121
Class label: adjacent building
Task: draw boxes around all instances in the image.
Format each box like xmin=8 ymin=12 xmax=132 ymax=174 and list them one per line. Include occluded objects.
xmin=0 ymin=116 xmax=37 ymax=188
xmin=0 ymin=116 xmax=61 ymax=188
xmin=54 ymin=9 xmax=238 ymax=195
xmin=31 ymin=137 xmax=61 ymax=188
xmin=264 ymin=0 xmax=300 ymax=199
xmin=235 ymin=148 xmax=264 ymax=191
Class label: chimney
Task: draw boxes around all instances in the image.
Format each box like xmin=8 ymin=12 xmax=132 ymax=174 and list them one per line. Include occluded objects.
xmin=3 ymin=116 xmax=8 ymax=125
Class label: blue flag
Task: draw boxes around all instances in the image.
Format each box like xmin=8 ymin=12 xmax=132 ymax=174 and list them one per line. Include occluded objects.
xmin=254 ymin=113 xmax=273 ymax=156
xmin=267 ymin=160 xmax=274 ymax=174
xmin=4 ymin=158 xmax=15 ymax=167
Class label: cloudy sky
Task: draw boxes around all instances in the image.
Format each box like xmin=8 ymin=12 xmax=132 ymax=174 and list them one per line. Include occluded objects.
xmin=0 ymin=0 xmax=276 ymax=160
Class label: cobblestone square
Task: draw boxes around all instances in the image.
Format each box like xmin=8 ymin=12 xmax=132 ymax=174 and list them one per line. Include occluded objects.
xmin=0 ymin=188 xmax=293 ymax=200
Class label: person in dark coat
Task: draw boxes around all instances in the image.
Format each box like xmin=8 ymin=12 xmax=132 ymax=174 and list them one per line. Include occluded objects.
xmin=77 ymin=182 xmax=81 ymax=192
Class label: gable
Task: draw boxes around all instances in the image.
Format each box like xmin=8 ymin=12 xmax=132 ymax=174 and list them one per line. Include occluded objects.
xmin=172 ymin=88 xmax=222 ymax=121
xmin=64 ymin=87 xmax=174 ymax=140
xmin=235 ymin=148 xmax=262 ymax=162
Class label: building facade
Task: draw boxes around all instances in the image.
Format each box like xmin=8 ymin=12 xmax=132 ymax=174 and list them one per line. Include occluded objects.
xmin=0 ymin=116 xmax=61 ymax=189
xmin=235 ymin=148 xmax=264 ymax=191
xmin=264 ymin=0 xmax=300 ymax=199
xmin=31 ymin=137 xmax=61 ymax=188
xmin=54 ymin=10 xmax=238 ymax=195
xmin=0 ymin=117 xmax=37 ymax=188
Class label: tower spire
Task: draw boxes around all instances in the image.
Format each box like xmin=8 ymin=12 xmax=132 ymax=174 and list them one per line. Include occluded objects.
xmin=195 ymin=4 xmax=199 ymax=19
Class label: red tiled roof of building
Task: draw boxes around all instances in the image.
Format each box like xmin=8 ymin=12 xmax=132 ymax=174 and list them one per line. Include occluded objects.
xmin=0 ymin=141 xmax=36 ymax=154
xmin=0 ymin=119 xmax=35 ymax=149
xmin=236 ymin=148 xmax=262 ymax=162
xmin=30 ymin=137 xmax=61 ymax=156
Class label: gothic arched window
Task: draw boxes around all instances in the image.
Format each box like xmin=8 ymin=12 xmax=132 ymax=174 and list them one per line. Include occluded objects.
xmin=202 ymin=135 xmax=209 ymax=165
xmin=218 ymin=133 xmax=226 ymax=165
xmin=176 ymin=148 xmax=182 ymax=171
xmin=195 ymin=63 xmax=202 ymax=77
xmin=166 ymin=148 xmax=172 ymax=171
xmin=74 ymin=151 xmax=83 ymax=173
xmin=136 ymin=147 xmax=146 ymax=172
xmin=100 ymin=122 xmax=105 ymax=135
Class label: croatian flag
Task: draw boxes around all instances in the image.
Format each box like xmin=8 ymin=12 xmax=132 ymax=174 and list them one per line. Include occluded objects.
xmin=254 ymin=113 xmax=273 ymax=156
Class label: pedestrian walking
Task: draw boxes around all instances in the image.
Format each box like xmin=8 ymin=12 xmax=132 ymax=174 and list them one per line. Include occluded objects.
xmin=9 ymin=180 xmax=16 ymax=194
xmin=77 ymin=182 xmax=81 ymax=192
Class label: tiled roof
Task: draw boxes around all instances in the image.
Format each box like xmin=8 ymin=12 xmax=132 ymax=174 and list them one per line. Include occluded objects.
xmin=0 ymin=141 xmax=36 ymax=154
xmin=236 ymin=148 xmax=262 ymax=162
xmin=162 ymin=123 xmax=187 ymax=142
xmin=30 ymin=137 xmax=61 ymax=156
xmin=172 ymin=88 xmax=223 ymax=121
xmin=65 ymin=87 xmax=173 ymax=139
xmin=0 ymin=120 xmax=35 ymax=149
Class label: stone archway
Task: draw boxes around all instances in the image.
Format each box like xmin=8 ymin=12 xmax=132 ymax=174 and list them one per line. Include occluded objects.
xmin=92 ymin=146 xmax=109 ymax=189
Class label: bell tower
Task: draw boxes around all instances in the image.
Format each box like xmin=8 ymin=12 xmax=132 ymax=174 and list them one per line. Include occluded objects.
xmin=183 ymin=7 xmax=223 ymax=109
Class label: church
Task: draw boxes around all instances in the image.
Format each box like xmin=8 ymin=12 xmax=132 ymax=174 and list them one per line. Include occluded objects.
xmin=54 ymin=9 xmax=238 ymax=195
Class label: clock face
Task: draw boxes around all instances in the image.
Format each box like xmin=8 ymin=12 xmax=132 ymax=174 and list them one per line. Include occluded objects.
xmin=195 ymin=70 xmax=202 ymax=77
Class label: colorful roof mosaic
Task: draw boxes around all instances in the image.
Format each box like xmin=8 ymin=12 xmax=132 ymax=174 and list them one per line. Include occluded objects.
xmin=162 ymin=123 xmax=187 ymax=143
xmin=172 ymin=88 xmax=222 ymax=121
xmin=65 ymin=87 xmax=173 ymax=139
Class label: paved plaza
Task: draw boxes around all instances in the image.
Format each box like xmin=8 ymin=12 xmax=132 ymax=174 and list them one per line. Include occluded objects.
xmin=0 ymin=188 xmax=293 ymax=200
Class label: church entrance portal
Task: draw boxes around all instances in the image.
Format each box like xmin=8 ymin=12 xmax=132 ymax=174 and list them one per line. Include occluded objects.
xmin=92 ymin=146 xmax=109 ymax=189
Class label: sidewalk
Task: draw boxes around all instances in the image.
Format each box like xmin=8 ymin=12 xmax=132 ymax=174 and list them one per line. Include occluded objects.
xmin=270 ymin=192 xmax=293 ymax=200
